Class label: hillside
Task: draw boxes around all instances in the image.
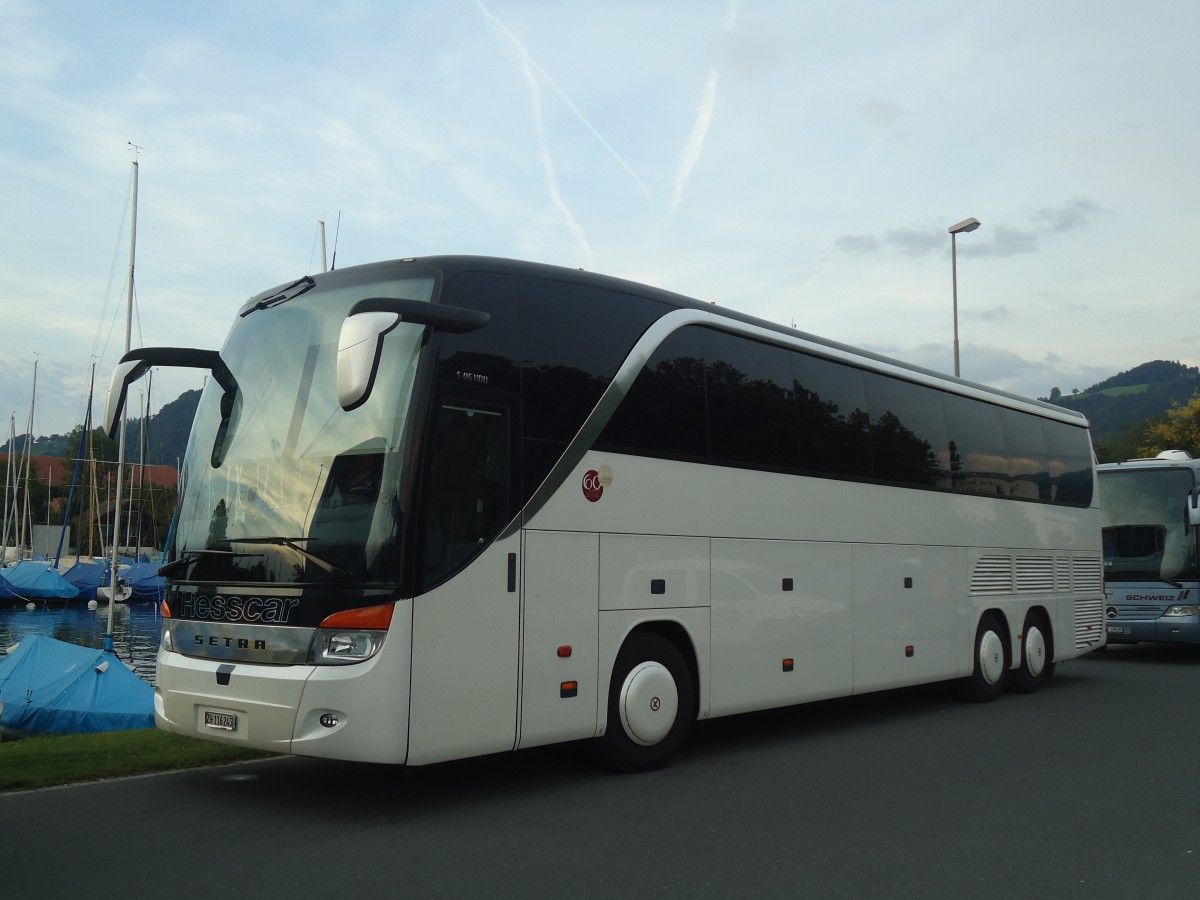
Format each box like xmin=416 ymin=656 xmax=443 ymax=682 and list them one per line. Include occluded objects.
xmin=1047 ymin=360 xmax=1200 ymax=442
xmin=3 ymin=390 xmax=201 ymax=466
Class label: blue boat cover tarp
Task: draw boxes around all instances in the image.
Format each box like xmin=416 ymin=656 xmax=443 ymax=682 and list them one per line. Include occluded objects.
xmin=0 ymin=634 xmax=154 ymax=735
xmin=124 ymin=561 xmax=166 ymax=602
xmin=61 ymin=560 xmax=106 ymax=601
xmin=0 ymin=561 xmax=81 ymax=600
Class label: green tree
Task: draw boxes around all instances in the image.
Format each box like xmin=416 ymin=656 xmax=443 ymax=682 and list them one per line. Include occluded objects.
xmin=64 ymin=426 xmax=119 ymax=464
xmin=1139 ymin=393 xmax=1200 ymax=457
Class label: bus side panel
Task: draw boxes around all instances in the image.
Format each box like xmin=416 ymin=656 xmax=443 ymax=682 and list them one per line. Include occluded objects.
xmin=851 ymin=544 xmax=963 ymax=693
xmin=709 ymin=538 xmax=853 ymax=717
xmin=518 ymin=530 xmax=601 ymax=750
xmin=407 ymin=535 xmax=521 ymax=766
xmin=598 ymin=533 xmax=710 ymax=612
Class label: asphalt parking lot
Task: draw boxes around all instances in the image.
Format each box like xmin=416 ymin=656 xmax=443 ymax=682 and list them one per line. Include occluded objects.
xmin=3 ymin=642 xmax=1198 ymax=899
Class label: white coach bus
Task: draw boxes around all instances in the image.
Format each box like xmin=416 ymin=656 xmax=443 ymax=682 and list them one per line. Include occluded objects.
xmin=106 ymin=256 xmax=1104 ymax=771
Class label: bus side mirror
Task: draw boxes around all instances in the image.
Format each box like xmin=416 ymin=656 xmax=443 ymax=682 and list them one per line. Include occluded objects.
xmin=337 ymin=311 xmax=401 ymax=412
xmin=104 ymin=358 xmax=152 ymax=437
xmin=104 ymin=346 xmax=235 ymax=438
xmin=337 ymin=298 xmax=490 ymax=411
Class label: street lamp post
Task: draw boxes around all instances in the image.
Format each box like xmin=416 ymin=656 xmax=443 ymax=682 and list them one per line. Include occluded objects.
xmin=948 ymin=216 xmax=981 ymax=378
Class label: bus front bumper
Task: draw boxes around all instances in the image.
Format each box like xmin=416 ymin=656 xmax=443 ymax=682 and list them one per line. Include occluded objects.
xmin=155 ymin=646 xmax=411 ymax=764
xmin=1105 ymin=613 xmax=1200 ymax=644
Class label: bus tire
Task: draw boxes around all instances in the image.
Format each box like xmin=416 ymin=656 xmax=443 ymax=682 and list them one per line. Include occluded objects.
xmin=1008 ymin=610 xmax=1055 ymax=693
xmin=956 ymin=612 xmax=1008 ymax=702
xmin=597 ymin=633 xmax=695 ymax=773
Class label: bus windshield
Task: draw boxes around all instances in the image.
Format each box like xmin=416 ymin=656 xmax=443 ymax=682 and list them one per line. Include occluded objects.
xmin=171 ymin=269 xmax=436 ymax=587
xmin=1100 ymin=467 xmax=1199 ymax=583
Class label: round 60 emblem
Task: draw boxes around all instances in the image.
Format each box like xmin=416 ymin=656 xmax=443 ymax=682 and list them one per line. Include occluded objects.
xmin=582 ymin=470 xmax=603 ymax=502
xmin=582 ymin=466 xmax=612 ymax=502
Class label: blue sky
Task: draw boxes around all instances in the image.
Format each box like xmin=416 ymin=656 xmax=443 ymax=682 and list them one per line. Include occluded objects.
xmin=3 ymin=0 xmax=1198 ymax=436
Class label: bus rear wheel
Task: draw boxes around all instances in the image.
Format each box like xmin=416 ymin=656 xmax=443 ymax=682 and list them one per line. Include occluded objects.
xmin=956 ymin=612 xmax=1009 ymax=702
xmin=1008 ymin=611 xmax=1055 ymax=693
xmin=597 ymin=633 xmax=695 ymax=773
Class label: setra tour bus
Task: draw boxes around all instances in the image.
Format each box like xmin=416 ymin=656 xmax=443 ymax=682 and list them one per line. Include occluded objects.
xmin=105 ymin=255 xmax=1105 ymax=771
xmin=1098 ymin=450 xmax=1200 ymax=645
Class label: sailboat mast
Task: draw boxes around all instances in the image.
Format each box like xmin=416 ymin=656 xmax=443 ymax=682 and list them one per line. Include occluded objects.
xmin=1 ymin=414 xmax=13 ymax=563
xmin=21 ymin=359 xmax=38 ymax=558
xmin=107 ymin=158 xmax=137 ymax=646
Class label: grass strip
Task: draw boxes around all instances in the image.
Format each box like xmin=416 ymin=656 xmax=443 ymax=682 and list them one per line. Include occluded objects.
xmin=0 ymin=729 xmax=276 ymax=793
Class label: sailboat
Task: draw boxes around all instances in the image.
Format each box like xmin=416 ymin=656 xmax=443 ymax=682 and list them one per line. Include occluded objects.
xmin=0 ymin=363 xmax=82 ymax=604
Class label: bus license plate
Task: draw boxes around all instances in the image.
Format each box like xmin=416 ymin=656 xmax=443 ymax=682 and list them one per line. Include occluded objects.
xmin=204 ymin=710 xmax=238 ymax=731
xmin=1106 ymin=625 xmax=1126 ymax=635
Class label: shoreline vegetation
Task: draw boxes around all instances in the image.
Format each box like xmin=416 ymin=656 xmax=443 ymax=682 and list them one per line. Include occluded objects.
xmin=0 ymin=729 xmax=276 ymax=793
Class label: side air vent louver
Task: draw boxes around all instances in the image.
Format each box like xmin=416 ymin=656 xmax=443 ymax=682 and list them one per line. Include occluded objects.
xmin=971 ymin=556 xmax=1012 ymax=594
xmin=1074 ymin=597 xmax=1104 ymax=649
xmin=1072 ymin=556 xmax=1103 ymax=594
xmin=1015 ymin=556 xmax=1055 ymax=593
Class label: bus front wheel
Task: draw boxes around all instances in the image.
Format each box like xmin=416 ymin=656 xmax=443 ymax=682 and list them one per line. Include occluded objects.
xmin=956 ymin=612 xmax=1009 ymax=702
xmin=597 ymin=633 xmax=695 ymax=773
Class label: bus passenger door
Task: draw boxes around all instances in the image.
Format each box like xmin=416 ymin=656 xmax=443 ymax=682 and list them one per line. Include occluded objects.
xmin=407 ymin=397 xmax=521 ymax=765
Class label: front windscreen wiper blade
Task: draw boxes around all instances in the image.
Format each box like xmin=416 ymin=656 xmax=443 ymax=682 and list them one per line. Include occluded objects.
xmin=232 ymin=536 xmax=351 ymax=579
xmin=158 ymin=548 xmax=246 ymax=578
xmin=240 ymin=275 xmax=316 ymax=317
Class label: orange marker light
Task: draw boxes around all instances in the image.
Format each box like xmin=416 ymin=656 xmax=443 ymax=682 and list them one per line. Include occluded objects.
xmin=560 ymin=681 xmax=578 ymax=698
xmin=319 ymin=603 xmax=395 ymax=630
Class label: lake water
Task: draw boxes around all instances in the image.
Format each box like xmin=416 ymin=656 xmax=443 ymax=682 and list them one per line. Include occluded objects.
xmin=0 ymin=600 xmax=163 ymax=685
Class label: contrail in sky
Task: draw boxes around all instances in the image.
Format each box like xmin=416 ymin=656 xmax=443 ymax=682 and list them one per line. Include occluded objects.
xmin=477 ymin=2 xmax=653 ymax=256
xmin=657 ymin=0 xmax=739 ymax=238
xmin=480 ymin=7 xmax=654 ymax=212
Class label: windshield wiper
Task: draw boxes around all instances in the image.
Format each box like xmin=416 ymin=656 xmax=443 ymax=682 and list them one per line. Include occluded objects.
xmin=157 ymin=548 xmax=247 ymax=578
xmin=231 ymin=536 xmax=351 ymax=579
xmin=240 ymin=275 xmax=316 ymax=317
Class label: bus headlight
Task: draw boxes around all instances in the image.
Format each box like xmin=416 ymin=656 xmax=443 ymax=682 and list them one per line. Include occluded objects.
xmin=1163 ymin=605 xmax=1200 ymax=617
xmin=308 ymin=603 xmax=394 ymax=665
xmin=309 ymin=629 xmax=386 ymax=665
xmin=161 ymin=622 xmax=174 ymax=653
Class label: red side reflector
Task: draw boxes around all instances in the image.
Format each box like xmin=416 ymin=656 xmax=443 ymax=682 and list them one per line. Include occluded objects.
xmin=160 ymin=600 xmax=172 ymax=619
xmin=319 ymin=603 xmax=395 ymax=630
xmin=905 ymin=645 xmax=914 ymax=657
xmin=557 ymin=645 xmax=572 ymax=658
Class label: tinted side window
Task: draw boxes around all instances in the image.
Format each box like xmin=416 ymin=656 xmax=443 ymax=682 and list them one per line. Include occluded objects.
xmin=513 ymin=276 xmax=666 ymax=443
xmin=1045 ymin=421 xmax=1094 ymax=505
xmin=1001 ymin=408 xmax=1050 ymax=500
xmin=702 ymin=328 xmax=798 ymax=470
xmin=598 ymin=327 xmax=707 ymax=460
xmin=944 ymin=393 xmax=1007 ymax=497
xmin=791 ymin=352 xmax=871 ymax=478
xmin=863 ymin=372 xmax=945 ymax=487
xmin=437 ymin=271 xmax=667 ymax=442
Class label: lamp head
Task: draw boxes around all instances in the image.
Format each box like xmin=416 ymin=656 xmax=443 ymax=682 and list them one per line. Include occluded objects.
xmin=949 ymin=217 xmax=981 ymax=235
